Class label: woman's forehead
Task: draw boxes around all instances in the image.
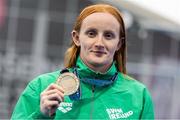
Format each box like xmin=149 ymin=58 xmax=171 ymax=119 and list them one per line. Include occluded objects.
xmin=81 ymin=12 xmax=120 ymax=31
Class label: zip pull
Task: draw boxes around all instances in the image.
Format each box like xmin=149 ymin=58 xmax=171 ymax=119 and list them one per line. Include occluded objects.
xmin=92 ymin=85 xmax=95 ymax=93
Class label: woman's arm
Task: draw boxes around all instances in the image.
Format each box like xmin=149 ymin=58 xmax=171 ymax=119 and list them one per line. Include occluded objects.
xmin=140 ymin=88 xmax=154 ymax=119
xmin=11 ymin=80 xmax=54 ymax=119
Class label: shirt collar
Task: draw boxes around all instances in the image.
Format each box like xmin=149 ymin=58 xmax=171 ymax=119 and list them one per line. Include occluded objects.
xmin=76 ymin=56 xmax=118 ymax=80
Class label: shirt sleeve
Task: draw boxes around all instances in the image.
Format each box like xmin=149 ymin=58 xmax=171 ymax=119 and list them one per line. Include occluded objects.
xmin=140 ymin=88 xmax=154 ymax=119
xmin=11 ymin=78 xmax=54 ymax=119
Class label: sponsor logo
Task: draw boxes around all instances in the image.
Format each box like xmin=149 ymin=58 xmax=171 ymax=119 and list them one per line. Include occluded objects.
xmin=58 ymin=102 xmax=73 ymax=113
xmin=106 ymin=108 xmax=133 ymax=119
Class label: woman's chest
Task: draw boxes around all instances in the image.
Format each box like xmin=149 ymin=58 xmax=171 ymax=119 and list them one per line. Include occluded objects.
xmin=54 ymin=87 xmax=143 ymax=119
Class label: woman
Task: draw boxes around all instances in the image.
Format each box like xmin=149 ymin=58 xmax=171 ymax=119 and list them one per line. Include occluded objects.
xmin=11 ymin=4 xmax=154 ymax=119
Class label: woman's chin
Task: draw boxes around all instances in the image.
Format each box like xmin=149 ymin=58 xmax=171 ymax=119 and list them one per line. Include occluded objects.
xmin=89 ymin=59 xmax=108 ymax=67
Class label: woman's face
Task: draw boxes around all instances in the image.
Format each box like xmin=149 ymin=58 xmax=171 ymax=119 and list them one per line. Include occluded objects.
xmin=72 ymin=12 xmax=121 ymax=72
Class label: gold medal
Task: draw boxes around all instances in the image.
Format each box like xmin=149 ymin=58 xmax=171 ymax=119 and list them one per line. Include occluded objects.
xmin=56 ymin=72 xmax=79 ymax=95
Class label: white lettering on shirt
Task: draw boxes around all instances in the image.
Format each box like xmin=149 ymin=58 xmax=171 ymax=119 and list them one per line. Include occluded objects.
xmin=106 ymin=108 xmax=133 ymax=119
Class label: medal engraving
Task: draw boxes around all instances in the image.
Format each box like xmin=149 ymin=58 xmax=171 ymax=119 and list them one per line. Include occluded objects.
xmin=56 ymin=72 xmax=79 ymax=95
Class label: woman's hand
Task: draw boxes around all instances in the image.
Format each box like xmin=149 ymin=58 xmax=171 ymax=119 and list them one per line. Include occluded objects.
xmin=40 ymin=83 xmax=64 ymax=117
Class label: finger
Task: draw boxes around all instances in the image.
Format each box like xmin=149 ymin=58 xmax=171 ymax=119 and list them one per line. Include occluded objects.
xmin=41 ymin=93 xmax=63 ymax=105
xmin=47 ymin=93 xmax=64 ymax=103
xmin=42 ymin=89 xmax=64 ymax=96
xmin=44 ymin=100 xmax=59 ymax=109
xmin=45 ymin=101 xmax=59 ymax=116
xmin=48 ymin=104 xmax=59 ymax=117
xmin=52 ymin=84 xmax=65 ymax=93
xmin=46 ymin=83 xmax=65 ymax=93
xmin=41 ymin=89 xmax=64 ymax=102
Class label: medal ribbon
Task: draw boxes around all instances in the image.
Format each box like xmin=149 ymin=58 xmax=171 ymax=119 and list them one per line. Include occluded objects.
xmin=60 ymin=67 xmax=118 ymax=101
xmin=73 ymin=67 xmax=118 ymax=87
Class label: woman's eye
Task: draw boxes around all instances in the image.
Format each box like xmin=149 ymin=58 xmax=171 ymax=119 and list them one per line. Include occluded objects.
xmin=86 ymin=30 xmax=97 ymax=38
xmin=104 ymin=32 xmax=115 ymax=40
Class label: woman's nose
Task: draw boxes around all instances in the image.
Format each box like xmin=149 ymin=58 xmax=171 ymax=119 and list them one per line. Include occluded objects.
xmin=95 ymin=34 xmax=104 ymax=47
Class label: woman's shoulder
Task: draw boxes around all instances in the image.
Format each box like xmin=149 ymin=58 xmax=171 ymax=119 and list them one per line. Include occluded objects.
xmin=27 ymin=70 xmax=60 ymax=91
xmin=31 ymin=70 xmax=60 ymax=82
xmin=115 ymin=72 xmax=153 ymax=102
xmin=117 ymin=72 xmax=147 ymax=91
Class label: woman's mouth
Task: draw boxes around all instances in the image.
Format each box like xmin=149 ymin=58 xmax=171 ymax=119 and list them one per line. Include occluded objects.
xmin=92 ymin=50 xmax=106 ymax=54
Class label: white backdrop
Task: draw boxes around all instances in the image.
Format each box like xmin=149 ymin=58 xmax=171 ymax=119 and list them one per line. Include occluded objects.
xmin=127 ymin=0 xmax=180 ymax=25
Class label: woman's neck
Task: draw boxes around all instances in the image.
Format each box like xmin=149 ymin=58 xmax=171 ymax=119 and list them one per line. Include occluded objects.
xmin=80 ymin=59 xmax=112 ymax=73
xmin=89 ymin=63 xmax=112 ymax=73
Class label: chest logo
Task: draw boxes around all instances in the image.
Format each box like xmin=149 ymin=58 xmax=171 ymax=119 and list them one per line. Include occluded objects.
xmin=58 ymin=102 xmax=73 ymax=113
xmin=106 ymin=108 xmax=133 ymax=119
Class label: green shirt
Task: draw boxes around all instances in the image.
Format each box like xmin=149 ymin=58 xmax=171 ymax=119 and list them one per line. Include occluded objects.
xmin=11 ymin=57 xmax=154 ymax=119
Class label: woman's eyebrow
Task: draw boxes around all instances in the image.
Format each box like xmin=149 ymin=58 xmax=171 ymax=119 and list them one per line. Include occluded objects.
xmin=104 ymin=30 xmax=115 ymax=33
xmin=85 ymin=28 xmax=97 ymax=32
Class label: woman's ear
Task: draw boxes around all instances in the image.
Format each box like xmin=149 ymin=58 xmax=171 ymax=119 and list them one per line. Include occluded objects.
xmin=71 ymin=30 xmax=80 ymax=46
xmin=116 ymin=40 xmax=122 ymax=51
xmin=116 ymin=37 xmax=125 ymax=51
